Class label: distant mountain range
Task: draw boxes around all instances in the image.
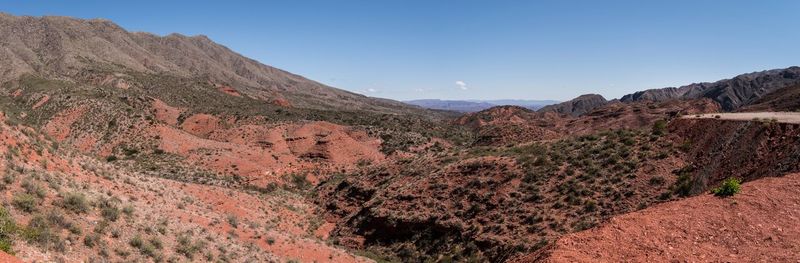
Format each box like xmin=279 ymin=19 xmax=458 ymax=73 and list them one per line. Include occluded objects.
xmin=405 ymin=99 xmax=560 ymax=112
xmin=620 ymin=67 xmax=800 ymax=111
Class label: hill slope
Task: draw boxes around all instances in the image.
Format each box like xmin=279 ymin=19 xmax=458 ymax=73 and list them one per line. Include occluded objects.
xmin=537 ymin=94 xmax=608 ymax=116
xmin=527 ymin=173 xmax=800 ymax=262
xmin=0 ymin=13 xmax=428 ymax=115
xmin=738 ymin=84 xmax=800 ymax=112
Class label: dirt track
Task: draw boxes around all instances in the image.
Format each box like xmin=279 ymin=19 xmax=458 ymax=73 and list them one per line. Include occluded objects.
xmin=535 ymin=173 xmax=800 ymax=262
xmin=683 ymin=112 xmax=800 ymax=124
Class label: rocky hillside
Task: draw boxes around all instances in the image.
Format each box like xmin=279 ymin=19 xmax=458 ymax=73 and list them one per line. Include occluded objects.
xmin=738 ymin=84 xmax=800 ymax=112
xmin=317 ymin=128 xmax=690 ymax=262
xmin=0 ymin=112 xmax=369 ymax=262
xmin=621 ymin=67 xmax=800 ymax=111
xmin=456 ymin=98 xmax=720 ymax=146
xmin=537 ymin=94 xmax=608 ymax=117
xmin=0 ymin=13 xmax=430 ymax=115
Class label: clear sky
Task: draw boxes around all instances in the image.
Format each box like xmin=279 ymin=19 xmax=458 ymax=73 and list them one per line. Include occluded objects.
xmin=2 ymin=1 xmax=799 ymax=101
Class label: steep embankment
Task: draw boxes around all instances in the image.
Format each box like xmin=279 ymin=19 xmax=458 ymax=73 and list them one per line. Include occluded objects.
xmin=669 ymin=117 xmax=800 ymax=195
xmin=526 ymin=173 xmax=800 ymax=262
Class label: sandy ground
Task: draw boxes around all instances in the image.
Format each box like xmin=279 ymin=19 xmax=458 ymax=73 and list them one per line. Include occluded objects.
xmin=683 ymin=112 xmax=800 ymax=124
xmin=536 ymin=173 xmax=800 ymax=262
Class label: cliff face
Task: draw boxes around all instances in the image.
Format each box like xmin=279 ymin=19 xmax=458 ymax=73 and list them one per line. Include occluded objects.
xmin=620 ymin=67 xmax=800 ymax=111
xmin=538 ymin=94 xmax=608 ymax=117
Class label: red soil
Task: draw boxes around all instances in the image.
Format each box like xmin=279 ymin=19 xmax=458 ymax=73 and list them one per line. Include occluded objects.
xmin=527 ymin=173 xmax=800 ymax=262
xmin=217 ymin=85 xmax=242 ymax=97
xmin=155 ymin=118 xmax=383 ymax=185
xmin=41 ymin=105 xmax=89 ymax=141
xmin=180 ymin=113 xmax=222 ymax=138
xmin=86 ymin=73 xmax=132 ymax=90
xmin=0 ymin=251 xmax=22 ymax=263
xmin=31 ymin=95 xmax=49 ymax=109
xmin=151 ymin=98 xmax=183 ymax=126
xmin=273 ymin=97 xmax=292 ymax=107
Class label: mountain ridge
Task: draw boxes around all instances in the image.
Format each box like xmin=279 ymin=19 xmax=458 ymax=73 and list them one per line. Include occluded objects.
xmin=620 ymin=67 xmax=800 ymax=111
xmin=0 ymin=12 xmax=430 ymax=115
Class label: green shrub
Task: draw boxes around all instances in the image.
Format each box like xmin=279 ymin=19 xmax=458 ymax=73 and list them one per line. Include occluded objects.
xmin=583 ymin=201 xmax=597 ymax=212
xmin=122 ymin=205 xmax=135 ymax=217
xmin=711 ymin=178 xmax=741 ymax=197
xmin=0 ymin=207 xmax=17 ymax=254
xmin=289 ymin=173 xmax=311 ymax=190
xmin=102 ymin=206 xmax=120 ymax=222
xmin=12 ymin=193 xmax=38 ymax=213
xmin=20 ymin=214 xmax=63 ymax=251
xmin=651 ymin=120 xmax=667 ymax=136
xmin=149 ymin=237 xmax=163 ymax=249
xmin=96 ymin=197 xmax=121 ymax=222
xmin=672 ymin=166 xmax=695 ymax=197
xmin=21 ymin=180 xmax=46 ymax=199
xmin=2 ymin=174 xmax=14 ymax=185
xmin=130 ymin=234 xmax=161 ymax=258
xmin=226 ymin=214 xmax=238 ymax=228
xmin=175 ymin=235 xmax=206 ymax=259
xmin=84 ymin=233 xmax=100 ymax=248
xmin=60 ymin=192 xmax=89 ymax=213
xmin=648 ymin=176 xmax=666 ymax=186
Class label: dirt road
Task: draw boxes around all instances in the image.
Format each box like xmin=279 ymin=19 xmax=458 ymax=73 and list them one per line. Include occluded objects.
xmin=683 ymin=112 xmax=800 ymax=124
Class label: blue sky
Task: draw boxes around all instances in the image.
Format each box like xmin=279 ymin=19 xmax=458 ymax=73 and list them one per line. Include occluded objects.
xmin=2 ymin=1 xmax=799 ymax=101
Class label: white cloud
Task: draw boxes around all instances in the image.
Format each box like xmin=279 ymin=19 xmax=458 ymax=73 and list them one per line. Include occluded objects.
xmin=366 ymin=88 xmax=377 ymax=93
xmin=455 ymin=80 xmax=468 ymax=90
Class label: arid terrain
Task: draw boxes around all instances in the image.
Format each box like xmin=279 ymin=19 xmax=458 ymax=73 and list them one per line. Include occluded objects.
xmin=0 ymin=13 xmax=799 ymax=263
xmin=522 ymin=173 xmax=800 ymax=262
